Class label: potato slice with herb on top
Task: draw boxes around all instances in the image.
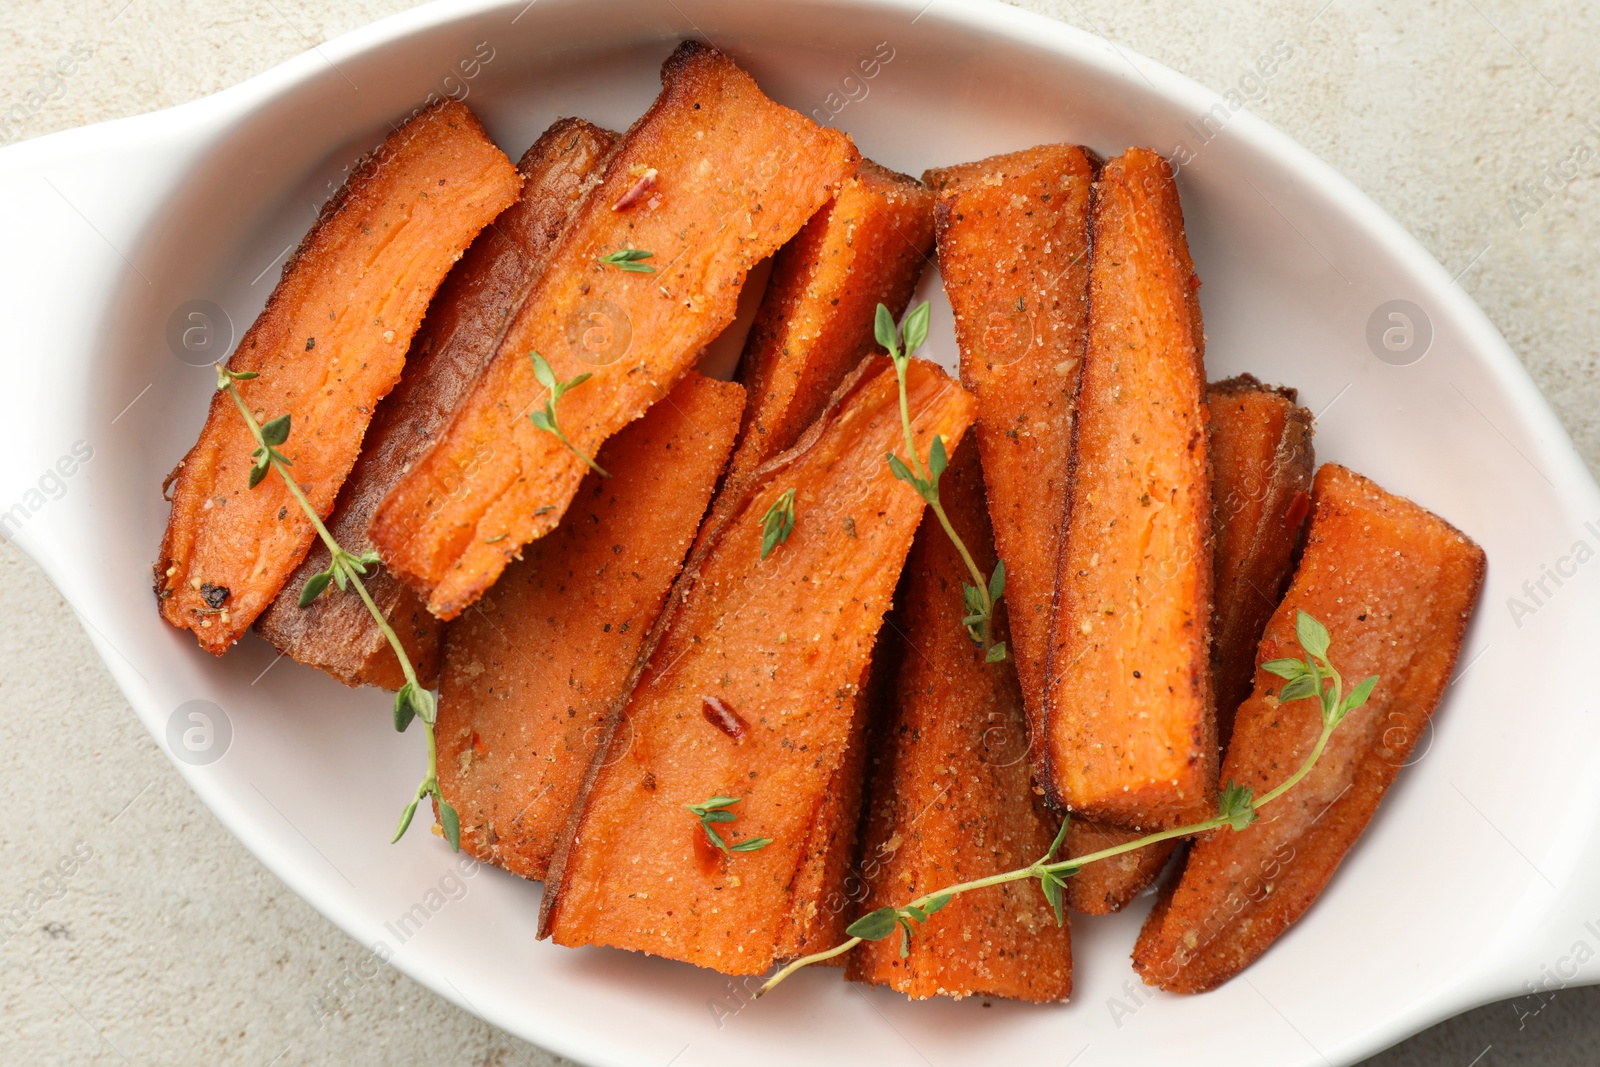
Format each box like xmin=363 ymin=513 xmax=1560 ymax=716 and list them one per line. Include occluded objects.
xmin=254 ymin=118 xmax=617 ymax=688
xmin=154 ymin=99 xmax=522 ymax=653
xmin=436 ymin=371 xmax=743 ymax=880
xmin=368 ymin=41 xmax=860 ymax=620
xmin=848 ymin=441 xmax=1072 ymax=1002
xmin=540 ymin=355 xmax=975 ymax=976
xmin=1133 ymin=463 xmax=1485 ymax=993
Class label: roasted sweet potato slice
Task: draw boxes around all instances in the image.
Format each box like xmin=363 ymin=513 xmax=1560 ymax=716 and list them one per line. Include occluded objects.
xmin=848 ymin=442 xmax=1071 ymax=1002
xmin=435 ymin=371 xmax=742 ymax=880
xmin=1063 ymin=820 xmax=1177 ymax=915
xmin=773 ymin=644 xmax=883 ymax=961
xmin=369 ymin=42 xmax=860 ymax=619
xmin=154 ymin=100 xmax=522 ymax=653
xmin=254 ymin=119 xmax=617 ymax=688
xmin=926 ymin=143 xmax=1095 ymax=766
xmin=1044 ymin=147 xmax=1215 ymax=829
xmin=1133 ymin=463 xmax=1486 ymax=993
xmin=540 ymin=356 xmax=976 ymax=975
xmin=728 ymin=160 xmax=934 ymax=497
xmin=1208 ymin=374 xmax=1315 ymax=743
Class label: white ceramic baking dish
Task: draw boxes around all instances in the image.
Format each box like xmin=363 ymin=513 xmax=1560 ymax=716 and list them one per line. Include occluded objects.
xmin=2 ymin=1 xmax=1596 ymax=1064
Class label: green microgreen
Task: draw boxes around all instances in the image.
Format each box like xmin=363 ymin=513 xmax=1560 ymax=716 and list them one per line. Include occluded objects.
xmin=214 ymin=363 xmax=459 ymax=852
xmin=760 ymin=488 xmax=797 ymax=560
xmin=685 ymin=795 xmax=770 ymax=855
xmin=877 ymin=302 xmax=1007 ymax=661
xmin=529 ymin=352 xmax=609 ymax=478
xmin=597 ymin=247 xmax=656 ymax=273
xmin=756 ymin=612 xmax=1375 ymax=997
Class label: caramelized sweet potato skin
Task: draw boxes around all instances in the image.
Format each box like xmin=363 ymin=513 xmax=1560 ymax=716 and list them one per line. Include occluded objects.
xmin=155 ymin=100 xmax=522 ymax=653
xmin=848 ymin=442 xmax=1071 ymax=1002
xmin=369 ymin=42 xmax=860 ymax=619
xmin=926 ymin=144 xmax=1095 ymax=768
xmin=254 ymin=119 xmax=617 ymax=688
xmin=1133 ymin=464 xmax=1486 ymax=993
xmin=729 ymin=160 xmax=934 ymax=494
xmin=436 ymin=372 xmax=742 ymax=880
xmin=1045 ymin=147 xmax=1215 ymax=829
xmin=541 ymin=356 xmax=975 ymax=975
xmin=1207 ymin=374 xmax=1314 ymax=743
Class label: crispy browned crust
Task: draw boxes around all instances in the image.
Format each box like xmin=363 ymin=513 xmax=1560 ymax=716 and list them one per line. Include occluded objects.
xmin=368 ymin=41 xmax=860 ymax=620
xmin=926 ymin=143 xmax=1097 ymax=774
xmin=848 ymin=441 xmax=1072 ymax=1002
xmin=154 ymin=99 xmax=521 ymax=653
xmin=1207 ymin=374 xmax=1315 ymax=743
xmin=1132 ymin=463 xmax=1486 ymax=993
xmin=253 ymin=119 xmax=617 ymax=688
xmin=1044 ymin=147 xmax=1216 ymax=829
xmin=539 ymin=356 xmax=975 ymax=975
xmin=435 ymin=371 xmax=743 ymax=880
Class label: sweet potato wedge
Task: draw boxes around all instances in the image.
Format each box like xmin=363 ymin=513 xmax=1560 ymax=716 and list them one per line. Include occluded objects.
xmin=254 ymin=119 xmax=617 ymax=688
xmin=926 ymin=143 xmax=1095 ymax=766
xmin=435 ymin=371 xmax=743 ymax=880
xmin=540 ymin=356 xmax=976 ymax=975
xmin=728 ymin=160 xmax=934 ymax=497
xmin=848 ymin=441 xmax=1071 ymax=1002
xmin=772 ymin=644 xmax=883 ymax=961
xmin=1132 ymin=463 xmax=1486 ymax=993
xmin=1207 ymin=374 xmax=1315 ymax=744
xmin=368 ymin=42 xmax=860 ymax=620
xmin=154 ymin=100 xmax=522 ymax=653
xmin=1044 ymin=146 xmax=1215 ymax=829
xmin=1064 ymin=820 xmax=1177 ymax=915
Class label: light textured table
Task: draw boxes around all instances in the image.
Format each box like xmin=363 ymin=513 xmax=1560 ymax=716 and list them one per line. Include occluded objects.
xmin=2 ymin=1 xmax=1595 ymax=1064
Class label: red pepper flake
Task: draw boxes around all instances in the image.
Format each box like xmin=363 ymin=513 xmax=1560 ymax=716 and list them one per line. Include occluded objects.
xmin=612 ymin=167 xmax=658 ymax=211
xmin=701 ymin=695 xmax=748 ymax=740
xmin=1284 ymin=489 xmax=1311 ymax=531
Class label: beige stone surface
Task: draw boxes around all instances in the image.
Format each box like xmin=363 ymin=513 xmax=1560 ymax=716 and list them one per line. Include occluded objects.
xmin=0 ymin=1 xmax=1593 ymax=1065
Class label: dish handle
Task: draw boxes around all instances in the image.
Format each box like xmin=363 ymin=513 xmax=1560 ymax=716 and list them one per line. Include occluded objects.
xmin=0 ymin=107 xmax=213 ymax=561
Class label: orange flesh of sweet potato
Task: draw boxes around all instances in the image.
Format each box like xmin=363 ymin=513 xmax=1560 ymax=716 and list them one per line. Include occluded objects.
xmin=1044 ymin=147 xmax=1215 ymax=829
xmin=368 ymin=42 xmax=860 ymax=620
xmin=772 ymin=647 xmax=882 ymax=961
xmin=925 ymin=143 xmax=1095 ymax=770
xmin=541 ymin=356 xmax=975 ymax=975
xmin=1132 ymin=463 xmax=1486 ymax=993
xmin=154 ymin=100 xmax=521 ymax=654
xmin=1065 ymin=375 xmax=1312 ymax=911
xmin=435 ymin=371 xmax=743 ymax=880
xmin=728 ymin=159 xmax=934 ymax=495
xmin=847 ymin=441 xmax=1071 ymax=1002
xmin=1207 ymin=374 xmax=1315 ymax=745
xmin=253 ymin=119 xmax=617 ymax=688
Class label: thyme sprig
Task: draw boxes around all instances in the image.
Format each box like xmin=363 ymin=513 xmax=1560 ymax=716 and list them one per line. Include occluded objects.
xmin=214 ymin=363 xmax=460 ymax=852
xmin=876 ymin=302 xmax=1007 ymax=662
xmin=597 ymin=247 xmax=656 ymax=273
xmin=529 ymin=352 xmax=609 ymax=478
xmin=756 ymin=611 xmax=1376 ymax=996
xmin=685 ymin=795 xmax=772 ymax=854
xmin=760 ymin=488 xmax=797 ymax=560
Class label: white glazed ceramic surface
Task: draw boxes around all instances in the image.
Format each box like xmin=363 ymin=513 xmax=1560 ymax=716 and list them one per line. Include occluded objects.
xmin=1 ymin=1 xmax=1596 ymax=1064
